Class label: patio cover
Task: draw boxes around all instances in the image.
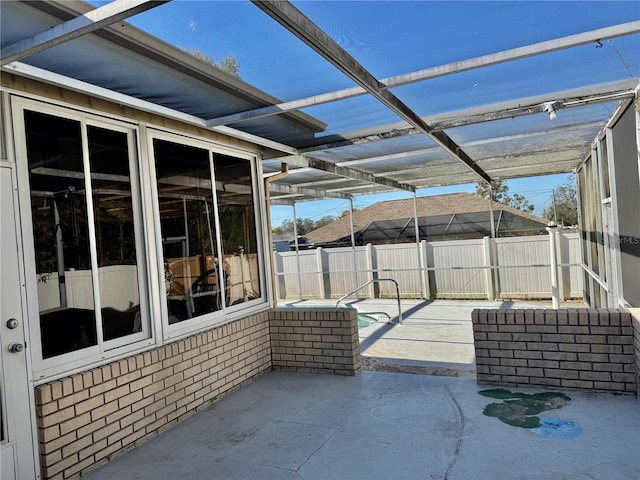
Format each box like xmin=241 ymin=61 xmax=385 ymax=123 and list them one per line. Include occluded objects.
xmin=1 ymin=1 xmax=638 ymax=203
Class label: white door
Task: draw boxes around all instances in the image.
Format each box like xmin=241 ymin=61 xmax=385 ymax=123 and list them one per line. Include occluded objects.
xmin=0 ymin=164 xmax=37 ymax=479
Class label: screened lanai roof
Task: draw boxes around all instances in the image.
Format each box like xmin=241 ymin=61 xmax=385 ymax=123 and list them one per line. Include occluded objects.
xmin=1 ymin=1 xmax=639 ymax=203
xmin=330 ymin=210 xmax=548 ymax=246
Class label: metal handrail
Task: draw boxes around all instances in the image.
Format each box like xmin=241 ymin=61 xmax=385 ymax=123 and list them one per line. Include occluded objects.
xmin=335 ymin=278 xmax=403 ymax=324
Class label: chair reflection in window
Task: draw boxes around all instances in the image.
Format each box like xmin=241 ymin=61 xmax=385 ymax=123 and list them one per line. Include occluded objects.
xmin=165 ymin=260 xmax=227 ymax=324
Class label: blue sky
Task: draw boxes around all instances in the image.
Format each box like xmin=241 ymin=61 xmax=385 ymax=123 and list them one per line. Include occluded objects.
xmin=96 ymin=1 xmax=639 ymax=227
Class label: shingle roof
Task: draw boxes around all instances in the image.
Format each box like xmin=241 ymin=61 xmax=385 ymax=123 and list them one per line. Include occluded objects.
xmin=304 ymin=192 xmax=548 ymax=244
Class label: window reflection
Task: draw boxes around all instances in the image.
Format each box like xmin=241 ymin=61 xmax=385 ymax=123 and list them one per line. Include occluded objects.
xmin=88 ymin=126 xmax=142 ymax=340
xmin=214 ymin=153 xmax=261 ymax=306
xmin=153 ymin=139 xmax=221 ymax=323
xmin=26 ymin=111 xmax=97 ymax=358
xmin=26 ymin=111 xmax=144 ymax=359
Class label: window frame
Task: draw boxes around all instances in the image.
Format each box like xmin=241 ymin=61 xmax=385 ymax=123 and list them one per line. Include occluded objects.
xmin=146 ymin=128 xmax=267 ymax=342
xmin=12 ymin=97 xmax=155 ymax=380
xmin=9 ymin=94 xmax=270 ymax=381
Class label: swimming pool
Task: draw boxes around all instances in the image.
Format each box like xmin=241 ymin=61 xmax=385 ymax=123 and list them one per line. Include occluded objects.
xmin=280 ymin=305 xmax=380 ymax=328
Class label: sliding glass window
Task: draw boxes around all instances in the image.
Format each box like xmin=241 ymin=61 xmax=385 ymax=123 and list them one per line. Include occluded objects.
xmin=214 ymin=153 xmax=261 ymax=306
xmin=152 ymin=136 xmax=263 ymax=327
xmin=23 ymin=109 xmax=146 ymax=360
xmin=153 ymin=139 xmax=221 ymax=324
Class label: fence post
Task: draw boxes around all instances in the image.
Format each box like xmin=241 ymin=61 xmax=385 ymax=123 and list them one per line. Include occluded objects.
xmin=546 ymin=222 xmax=560 ymax=309
xmin=556 ymin=232 xmax=565 ymax=301
xmin=365 ymin=243 xmax=375 ymax=298
xmin=420 ymin=240 xmax=431 ymax=300
xmin=273 ymin=251 xmax=283 ymax=300
xmin=482 ymin=236 xmax=495 ymax=300
xmin=316 ymin=247 xmax=326 ymax=299
xmin=348 ymin=198 xmax=359 ymax=297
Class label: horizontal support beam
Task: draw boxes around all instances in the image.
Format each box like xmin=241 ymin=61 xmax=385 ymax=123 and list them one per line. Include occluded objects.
xmin=297 ymin=79 xmax=638 ymax=153
xmin=268 ymin=153 xmax=415 ymax=192
xmin=1 ymin=0 xmax=169 ymax=66
xmin=306 ymin=157 xmax=415 ymax=192
xmin=252 ymin=0 xmax=491 ymax=184
xmin=206 ymin=20 xmax=640 ymax=127
xmin=267 ymin=182 xmax=351 ymax=200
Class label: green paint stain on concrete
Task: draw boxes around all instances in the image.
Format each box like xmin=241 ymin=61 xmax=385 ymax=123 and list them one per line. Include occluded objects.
xmin=479 ymin=389 xmax=571 ymax=429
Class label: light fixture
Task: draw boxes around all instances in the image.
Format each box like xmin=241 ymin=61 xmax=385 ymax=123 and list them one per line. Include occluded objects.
xmin=543 ymin=101 xmax=561 ymax=120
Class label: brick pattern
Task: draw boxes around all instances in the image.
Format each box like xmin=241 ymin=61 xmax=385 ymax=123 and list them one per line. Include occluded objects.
xmin=34 ymin=312 xmax=271 ymax=480
xmin=270 ymin=308 xmax=362 ymax=375
xmin=472 ymin=309 xmax=636 ymax=394
xmin=631 ymin=309 xmax=640 ymax=400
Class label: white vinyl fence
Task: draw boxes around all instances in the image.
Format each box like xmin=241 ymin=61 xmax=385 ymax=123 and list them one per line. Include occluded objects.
xmin=274 ymin=232 xmax=583 ymax=301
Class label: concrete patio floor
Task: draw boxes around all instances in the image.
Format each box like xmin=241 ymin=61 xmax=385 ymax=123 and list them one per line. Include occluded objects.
xmin=83 ymin=370 xmax=639 ymax=480
xmin=83 ymin=300 xmax=639 ymax=480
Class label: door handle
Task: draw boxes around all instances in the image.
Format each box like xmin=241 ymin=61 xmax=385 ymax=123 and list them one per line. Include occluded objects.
xmin=8 ymin=342 xmax=24 ymax=353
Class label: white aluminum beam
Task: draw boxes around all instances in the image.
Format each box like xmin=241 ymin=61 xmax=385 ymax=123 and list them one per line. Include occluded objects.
xmin=252 ymin=0 xmax=492 ymax=185
xmin=207 ymin=20 xmax=640 ymax=127
xmin=1 ymin=0 xmax=170 ymax=66
xmin=267 ymin=182 xmax=351 ymax=200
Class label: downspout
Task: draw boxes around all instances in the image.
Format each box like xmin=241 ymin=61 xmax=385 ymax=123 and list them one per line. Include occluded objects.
xmin=264 ymin=163 xmax=289 ymax=306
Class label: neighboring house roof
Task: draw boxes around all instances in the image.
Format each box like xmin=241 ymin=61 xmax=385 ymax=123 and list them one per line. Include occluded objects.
xmin=271 ymin=233 xmax=294 ymax=243
xmin=304 ymin=192 xmax=549 ymax=245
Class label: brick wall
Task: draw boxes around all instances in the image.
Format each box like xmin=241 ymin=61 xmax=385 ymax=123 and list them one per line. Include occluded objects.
xmin=34 ymin=312 xmax=271 ymax=480
xmin=270 ymin=307 xmax=362 ymax=375
xmin=631 ymin=309 xmax=640 ymax=400
xmin=472 ymin=309 xmax=636 ymax=394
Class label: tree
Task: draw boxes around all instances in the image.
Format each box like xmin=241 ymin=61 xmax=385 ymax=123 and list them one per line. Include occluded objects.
xmin=476 ymin=179 xmax=535 ymax=213
xmin=273 ymin=216 xmax=336 ymax=235
xmin=314 ymin=215 xmax=336 ymax=229
xmin=544 ymin=181 xmax=578 ymax=227
xmin=476 ymin=179 xmax=509 ymax=203
xmin=184 ymin=48 xmax=241 ymax=79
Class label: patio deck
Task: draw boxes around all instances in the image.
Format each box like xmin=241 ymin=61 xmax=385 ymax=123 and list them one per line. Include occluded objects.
xmin=83 ymin=300 xmax=639 ymax=480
